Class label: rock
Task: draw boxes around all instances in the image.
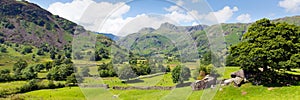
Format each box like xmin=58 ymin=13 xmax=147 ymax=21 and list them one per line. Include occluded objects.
xmin=224 ymin=78 xmax=234 ymax=85
xmin=232 ymin=77 xmax=244 ymax=86
xmin=231 ymin=69 xmax=245 ymax=78
xmin=191 ymin=75 xmax=216 ymax=91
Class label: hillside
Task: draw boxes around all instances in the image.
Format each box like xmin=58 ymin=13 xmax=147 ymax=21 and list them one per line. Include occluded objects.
xmin=0 ymin=0 xmax=114 ymax=49
xmin=0 ymin=0 xmax=115 ymax=72
xmin=117 ymin=23 xmax=207 ymax=61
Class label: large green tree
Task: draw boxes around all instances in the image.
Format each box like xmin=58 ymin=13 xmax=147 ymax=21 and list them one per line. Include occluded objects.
xmin=118 ymin=65 xmax=137 ymax=81
xmin=172 ymin=65 xmax=191 ymax=83
xmin=230 ymin=18 xmax=300 ymax=84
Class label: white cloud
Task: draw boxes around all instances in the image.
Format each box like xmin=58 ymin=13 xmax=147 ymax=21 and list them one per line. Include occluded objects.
xmin=164 ymin=0 xmax=185 ymax=12
xmin=48 ymin=0 xmax=238 ymax=36
xmin=48 ymin=0 xmax=94 ymax=23
xmin=48 ymin=0 xmax=131 ymax=35
xmin=236 ymin=14 xmax=251 ymax=23
xmin=279 ymin=0 xmax=300 ymax=13
xmin=204 ymin=6 xmax=238 ymax=23
xmin=164 ymin=5 xmax=181 ymax=12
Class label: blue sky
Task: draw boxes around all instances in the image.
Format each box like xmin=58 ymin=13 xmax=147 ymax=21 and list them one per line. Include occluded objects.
xmin=27 ymin=0 xmax=300 ymax=36
xmin=29 ymin=0 xmax=299 ymax=22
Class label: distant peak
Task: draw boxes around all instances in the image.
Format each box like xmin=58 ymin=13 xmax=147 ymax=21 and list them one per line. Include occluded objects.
xmin=138 ymin=27 xmax=155 ymax=33
xmin=160 ymin=22 xmax=176 ymax=27
xmin=159 ymin=22 xmax=177 ymax=30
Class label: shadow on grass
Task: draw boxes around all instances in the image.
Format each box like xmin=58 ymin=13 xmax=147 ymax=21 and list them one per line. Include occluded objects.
xmin=124 ymin=79 xmax=144 ymax=84
xmin=176 ymin=82 xmax=192 ymax=88
xmin=249 ymin=72 xmax=300 ymax=87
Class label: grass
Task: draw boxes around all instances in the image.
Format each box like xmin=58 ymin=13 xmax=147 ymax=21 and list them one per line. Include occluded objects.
xmin=222 ymin=66 xmax=240 ymax=79
xmin=214 ymin=83 xmax=300 ymax=100
xmin=0 ymin=81 xmax=27 ymax=96
xmin=23 ymin=87 xmax=85 ymax=100
xmin=4 ymin=66 xmax=300 ymax=100
xmin=0 ymin=44 xmax=52 ymax=71
xmin=20 ymin=83 xmax=300 ymax=100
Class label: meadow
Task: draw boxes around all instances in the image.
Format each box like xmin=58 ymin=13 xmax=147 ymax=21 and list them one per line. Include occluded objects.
xmin=6 ymin=66 xmax=298 ymax=100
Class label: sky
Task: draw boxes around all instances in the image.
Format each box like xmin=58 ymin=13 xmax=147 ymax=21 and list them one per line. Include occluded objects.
xmin=26 ymin=0 xmax=300 ymax=36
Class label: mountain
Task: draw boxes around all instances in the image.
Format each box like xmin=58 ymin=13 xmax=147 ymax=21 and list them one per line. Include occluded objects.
xmin=97 ymin=33 xmax=119 ymax=41
xmin=117 ymin=23 xmax=208 ymax=60
xmin=272 ymin=16 xmax=300 ymax=26
xmin=118 ymin=16 xmax=300 ymax=59
xmin=219 ymin=15 xmax=300 ymax=46
xmin=0 ymin=0 xmax=113 ymax=49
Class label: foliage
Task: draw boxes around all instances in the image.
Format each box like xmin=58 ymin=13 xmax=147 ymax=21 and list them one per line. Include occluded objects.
xmin=230 ymin=18 xmax=300 ymax=85
xmin=13 ymin=60 xmax=28 ymax=78
xmin=0 ymin=46 xmax=7 ymax=53
xmin=44 ymin=61 xmax=54 ymax=71
xmin=118 ymin=65 xmax=137 ymax=80
xmin=36 ymin=49 xmax=44 ymax=55
xmin=166 ymin=65 xmax=171 ymax=72
xmin=21 ymin=46 xmax=33 ymax=54
xmin=80 ymin=67 xmax=90 ymax=77
xmin=21 ymin=66 xmax=37 ymax=80
xmin=98 ymin=63 xmax=117 ymax=77
xmin=66 ymin=73 xmax=83 ymax=85
xmin=171 ymin=65 xmax=191 ymax=83
xmin=33 ymin=64 xmax=45 ymax=72
xmin=46 ymin=64 xmax=74 ymax=81
xmin=0 ymin=69 xmax=11 ymax=82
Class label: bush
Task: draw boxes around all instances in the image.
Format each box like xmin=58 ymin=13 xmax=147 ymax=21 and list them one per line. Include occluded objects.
xmin=36 ymin=49 xmax=44 ymax=55
xmin=118 ymin=65 xmax=137 ymax=80
xmin=21 ymin=46 xmax=33 ymax=54
xmin=98 ymin=63 xmax=117 ymax=77
xmin=0 ymin=47 xmax=7 ymax=53
xmin=0 ymin=69 xmax=11 ymax=82
xmin=172 ymin=65 xmax=191 ymax=83
xmin=20 ymin=79 xmax=39 ymax=93
xmin=47 ymin=81 xmax=56 ymax=89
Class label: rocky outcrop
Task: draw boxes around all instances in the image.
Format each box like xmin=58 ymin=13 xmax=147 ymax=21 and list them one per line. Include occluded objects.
xmin=191 ymin=75 xmax=216 ymax=91
xmin=223 ymin=69 xmax=247 ymax=87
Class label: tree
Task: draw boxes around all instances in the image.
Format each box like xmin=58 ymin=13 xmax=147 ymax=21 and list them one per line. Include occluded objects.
xmin=45 ymin=61 xmax=53 ymax=71
xmin=98 ymin=63 xmax=117 ymax=77
xmin=118 ymin=65 xmax=137 ymax=81
xmin=0 ymin=46 xmax=7 ymax=53
xmin=172 ymin=65 xmax=181 ymax=83
xmin=180 ymin=66 xmax=191 ymax=83
xmin=36 ymin=49 xmax=44 ymax=55
xmin=13 ymin=60 xmax=28 ymax=78
xmin=201 ymin=51 xmax=213 ymax=65
xmin=50 ymin=51 xmax=56 ymax=59
xmin=172 ymin=65 xmax=191 ymax=83
xmin=66 ymin=73 xmax=83 ymax=85
xmin=166 ymin=65 xmax=171 ymax=72
xmin=0 ymin=69 xmax=11 ymax=82
xmin=230 ymin=18 xmax=300 ymax=85
xmin=21 ymin=46 xmax=33 ymax=54
xmin=47 ymin=64 xmax=74 ymax=80
xmin=81 ymin=67 xmax=90 ymax=77
xmin=21 ymin=66 xmax=37 ymax=80
xmin=33 ymin=64 xmax=45 ymax=72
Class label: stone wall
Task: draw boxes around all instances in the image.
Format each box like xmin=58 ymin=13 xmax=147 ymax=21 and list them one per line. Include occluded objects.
xmin=112 ymin=86 xmax=175 ymax=90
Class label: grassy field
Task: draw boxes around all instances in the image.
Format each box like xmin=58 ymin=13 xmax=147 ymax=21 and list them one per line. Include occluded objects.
xmin=0 ymin=44 xmax=52 ymax=71
xmin=3 ymin=66 xmax=300 ymax=100
xmin=20 ymin=83 xmax=300 ymax=100
xmin=0 ymin=81 xmax=27 ymax=96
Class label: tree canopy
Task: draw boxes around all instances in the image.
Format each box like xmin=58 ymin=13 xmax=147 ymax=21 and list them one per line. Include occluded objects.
xmin=171 ymin=65 xmax=191 ymax=83
xmin=230 ymin=18 xmax=300 ymax=85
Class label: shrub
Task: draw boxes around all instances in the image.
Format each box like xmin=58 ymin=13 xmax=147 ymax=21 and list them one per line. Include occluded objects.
xmin=21 ymin=46 xmax=33 ymax=54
